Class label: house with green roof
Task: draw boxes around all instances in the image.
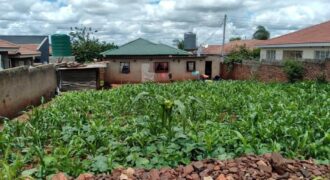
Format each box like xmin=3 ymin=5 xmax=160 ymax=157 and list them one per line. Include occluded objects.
xmin=101 ymin=38 xmax=219 ymax=84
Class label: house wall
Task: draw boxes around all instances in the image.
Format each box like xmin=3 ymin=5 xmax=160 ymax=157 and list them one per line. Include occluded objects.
xmin=260 ymin=47 xmax=330 ymax=61
xmin=205 ymin=55 xmax=222 ymax=78
xmin=105 ymin=57 xmax=221 ymax=84
xmin=0 ymin=52 xmax=11 ymax=69
xmin=10 ymin=57 xmax=33 ymax=67
xmin=0 ymin=64 xmax=57 ymax=118
xmin=220 ymin=60 xmax=330 ymax=82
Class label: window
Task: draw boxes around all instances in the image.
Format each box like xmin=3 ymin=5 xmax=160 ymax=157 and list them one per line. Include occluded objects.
xmin=283 ymin=50 xmax=303 ymax=60
xmin=266 ymin=50 xmax=276 ymax=61
xmin=155 ymin=62 xmax=169 ymax=73
xmin=315 ymin=50 xmax=330 ymax=60
xmin=186 ymin=61 xmax=196 ymax=72
xmin=120 ymin=62 xmax=130 ymax=74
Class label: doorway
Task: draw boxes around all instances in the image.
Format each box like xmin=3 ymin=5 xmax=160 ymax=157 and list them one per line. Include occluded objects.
xmin=205 ymin=61 xmax=212 ymax=78
xmin=0 ymin=54 xmax=3 ymax=70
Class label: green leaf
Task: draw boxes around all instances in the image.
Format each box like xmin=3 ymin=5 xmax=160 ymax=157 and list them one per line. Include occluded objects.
xmin=135 ymin=158 xmax=150 ymax=167
xmin=92 ymin=155 xmax=108 ymax=172
xmin=21 ymin=168 xmax=38 ymax=177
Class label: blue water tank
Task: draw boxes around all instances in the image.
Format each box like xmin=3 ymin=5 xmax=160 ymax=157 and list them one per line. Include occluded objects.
xmin=184 ymin=32 xmax=197 ymax=50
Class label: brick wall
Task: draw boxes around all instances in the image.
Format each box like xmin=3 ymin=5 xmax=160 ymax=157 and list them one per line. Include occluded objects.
xmin=220 ymin=60 xmax=330 ymax=82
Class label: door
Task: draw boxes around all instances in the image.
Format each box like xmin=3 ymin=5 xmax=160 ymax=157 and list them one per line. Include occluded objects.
xmin=141 ymin=63 xmax=155 ymax=82
xmin=205 ymin=61 xmax=212 ymax=78
xmin=0 ymin=54 xmax=3 ymax=70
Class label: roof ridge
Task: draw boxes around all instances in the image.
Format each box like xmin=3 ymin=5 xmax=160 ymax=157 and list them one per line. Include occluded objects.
xmin=159 ymin=43 xmax=190 ymax=54
xmin=101 ymin=38 xmax=190 ymax=56
xmin=266 ymin=20 xmax=330 ymax=41
xmin=121 ymin=38 xmax=154 ymax=47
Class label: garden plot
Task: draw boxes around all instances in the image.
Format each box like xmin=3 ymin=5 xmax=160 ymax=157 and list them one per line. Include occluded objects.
xmin=0 ymin=81 xmax=329 ymax=179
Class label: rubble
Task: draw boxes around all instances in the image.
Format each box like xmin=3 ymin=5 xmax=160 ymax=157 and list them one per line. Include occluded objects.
xmin=53 ymin=153 xmax=329 ymax=180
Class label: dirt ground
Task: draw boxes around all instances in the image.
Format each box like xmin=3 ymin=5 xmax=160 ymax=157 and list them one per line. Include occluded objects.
xmin=0 ymin=101 xmax=52 ymax=131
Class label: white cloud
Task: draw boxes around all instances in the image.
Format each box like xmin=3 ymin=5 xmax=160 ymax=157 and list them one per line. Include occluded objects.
xmin=0 ymin=0 xmax=329 ymax=45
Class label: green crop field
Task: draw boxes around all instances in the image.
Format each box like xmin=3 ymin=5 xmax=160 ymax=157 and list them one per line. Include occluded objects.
xmin=0 ymin=81 xmax=329 ymax=179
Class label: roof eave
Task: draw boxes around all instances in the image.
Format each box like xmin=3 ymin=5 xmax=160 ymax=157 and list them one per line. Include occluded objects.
xmin=37 ymin=37 xmax=48 ymax=50
xmin=0 ymin=47 xmax=19 ymax=51
xmin=258 ymin=42 xmax=330 ymax=48
xmin=102 ymin=51 xmax=190 ymax=56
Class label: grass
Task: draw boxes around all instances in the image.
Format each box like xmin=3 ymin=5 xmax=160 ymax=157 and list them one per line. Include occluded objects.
xmin=0 ymin=81 xmax=329 ymax=179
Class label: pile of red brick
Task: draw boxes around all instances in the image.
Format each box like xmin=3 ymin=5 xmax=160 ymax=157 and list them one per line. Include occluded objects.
xmin=53 ymin=153 xmax=329 ymax=180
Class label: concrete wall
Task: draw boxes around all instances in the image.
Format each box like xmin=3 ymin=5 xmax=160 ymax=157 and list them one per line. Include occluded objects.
xmin=105 ymin=57 xmax=221 ymax=84
xmin=260 ymin=47 xmax=330 ymax=61
xmin=0 ymin=64 xmax=57 ymax=118
xmin=220 ymin=60 xmax=330 ymax=82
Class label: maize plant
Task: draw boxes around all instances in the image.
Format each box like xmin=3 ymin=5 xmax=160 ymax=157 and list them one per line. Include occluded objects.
xmin=0 ymin=81 xmax=329 ymax=178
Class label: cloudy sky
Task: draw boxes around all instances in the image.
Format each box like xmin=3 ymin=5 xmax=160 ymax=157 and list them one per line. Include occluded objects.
xmin=0 ymin=0 xmax=330 ymax=46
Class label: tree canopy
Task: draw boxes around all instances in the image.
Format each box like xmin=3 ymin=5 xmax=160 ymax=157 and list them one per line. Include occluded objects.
xmin=229 ymin=37 xmax=241 ymax=41
xmin=253 ymin=26 xmax=270 ymax=40
xmin=173 ymin=39 xmax=184 ymax=50
xmin=69 ymin=26 xmax=117 ymax=63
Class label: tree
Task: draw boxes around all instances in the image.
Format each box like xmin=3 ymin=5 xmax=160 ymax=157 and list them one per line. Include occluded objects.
xmin=253 ymin=25 xmax=270 ymax=40
xmin=177 ymin=40 xmax=184 ymax=50
xmin=229 ymin=37 xmax=241 ymax=41
xmin=69 ymin=26 xmax=117 ymax=63
xmin=224 ymin=45 xmax=260 ymax=71
xmin=173 ymin=39 xmax=184 ymax=50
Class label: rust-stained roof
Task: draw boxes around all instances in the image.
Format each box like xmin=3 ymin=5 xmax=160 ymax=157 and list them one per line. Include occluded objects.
xmin=0 ymin=39 xmax=19 ymax=49
xmin=259 ymin=20 xmax=330 ymax=46
xmin=18 ymin=47 xmax=40 ymax=56
xmin=202 ymin=40 xmax=265 ymax=55
xmin=17 ymin=44 xmax=40 ymax=55
xmin=7 ymin=43 xmax=40 ymax=56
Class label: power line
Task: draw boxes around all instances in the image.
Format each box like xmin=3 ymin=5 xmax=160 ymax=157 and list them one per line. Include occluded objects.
xmin=200 ymin=22 xmax=224 ymax=45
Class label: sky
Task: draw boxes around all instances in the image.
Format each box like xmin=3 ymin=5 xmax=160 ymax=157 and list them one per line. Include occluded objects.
xmin=0 ymin=0 xmax=330 ymax=46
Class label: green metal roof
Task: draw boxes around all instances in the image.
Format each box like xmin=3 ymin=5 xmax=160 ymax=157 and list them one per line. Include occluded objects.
xmin=101 ymin=38 xmax=190 ymax=56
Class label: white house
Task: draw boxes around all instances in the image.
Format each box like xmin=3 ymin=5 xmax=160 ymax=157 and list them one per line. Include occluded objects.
xmin=258 ymin=20 xmax=330 ymax=62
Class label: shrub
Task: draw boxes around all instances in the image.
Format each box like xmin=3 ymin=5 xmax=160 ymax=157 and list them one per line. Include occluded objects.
xmin=224 ymin=45 xmax=260 ymax=72
xmin=316 ymin=73 xmax=327 ymax=83
xmin=283 ymin=60 xmax=305 ymax=83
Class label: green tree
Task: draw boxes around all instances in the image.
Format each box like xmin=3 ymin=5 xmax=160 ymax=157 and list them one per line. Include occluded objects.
xmin=173 ymin=39 xmax=184 ymax=50
xmin=224 ymin=45 xmax=260 ymax=71
xmin=253 ymin=26 xmax=270 ymax=40
xmin=177 ymin=40 xmax=184 ymax=50
xmin=69 ymin=26 xmax=117 ymax=63
xmin=229 ymin=37 xmax=241 ymax=41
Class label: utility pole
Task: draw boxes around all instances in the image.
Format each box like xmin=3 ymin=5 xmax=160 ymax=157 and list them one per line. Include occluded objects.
xmin=221 ymin=14 xmax=227 ymax=58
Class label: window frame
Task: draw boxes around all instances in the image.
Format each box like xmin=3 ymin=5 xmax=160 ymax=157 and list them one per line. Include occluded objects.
xmin=186 ymin=61 xmax=196 ymax=72
xmin=315 ymin=50 xmax=330 ymax=60
xmin=154 ymin=62 xmax=169 ymax=73
xmin=120 ymin=62 xmax=130 ymax=74
xmin=266 ymin=50 xmax=276 ymax=61
xmin=283 ymin=50 xmax=303 ymax=60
